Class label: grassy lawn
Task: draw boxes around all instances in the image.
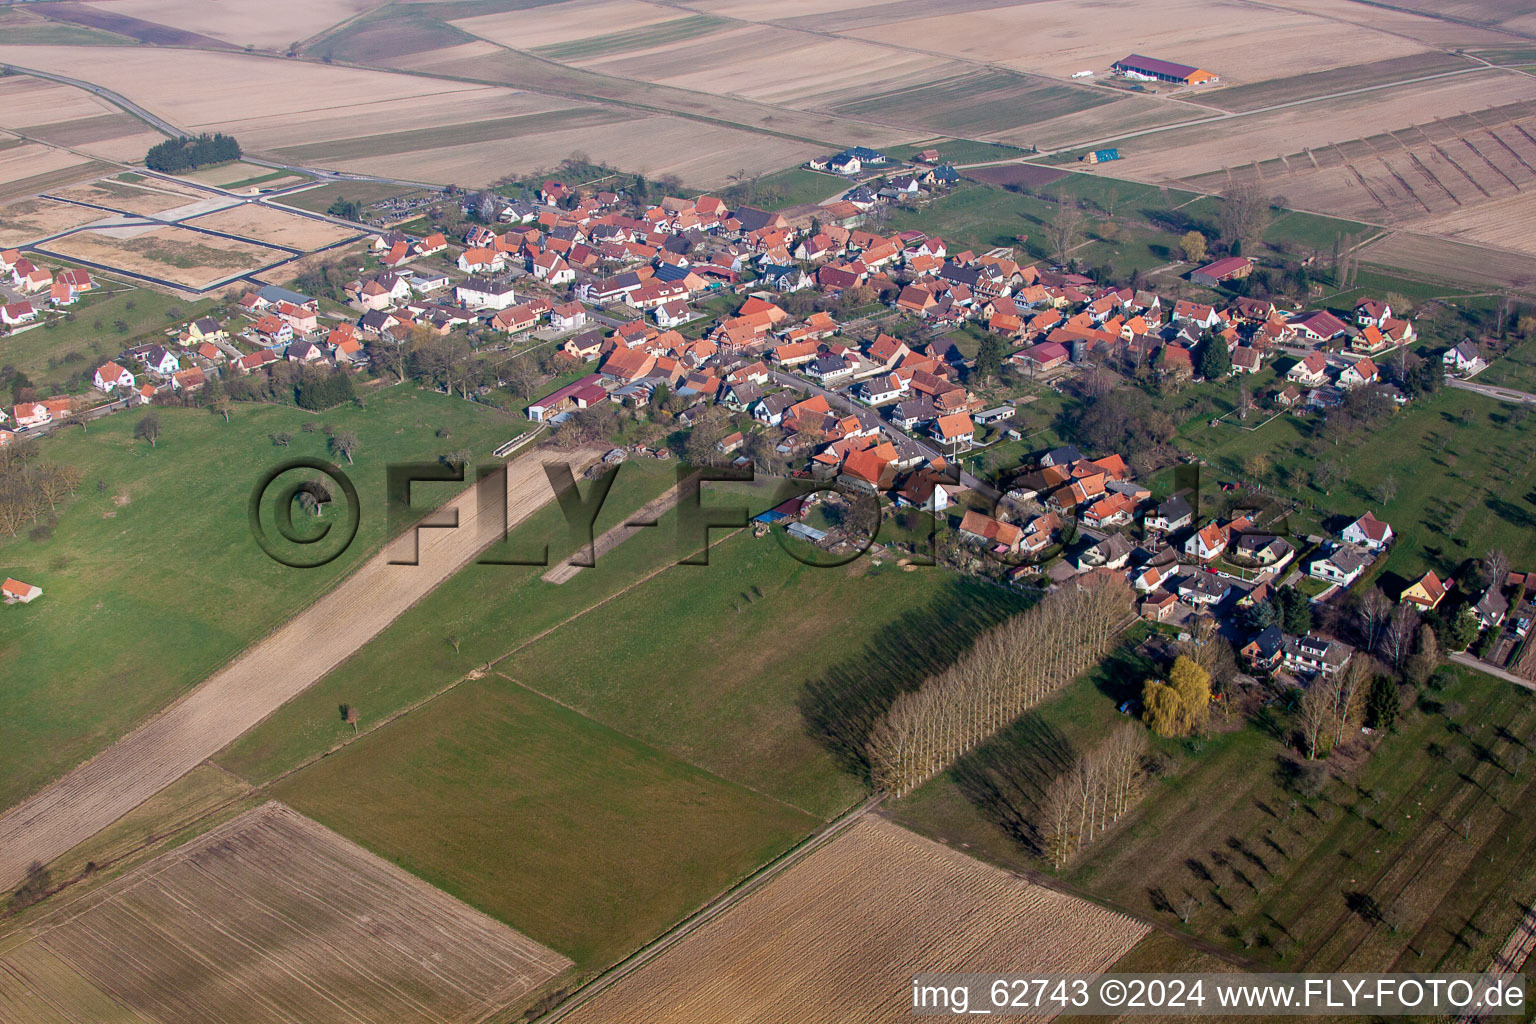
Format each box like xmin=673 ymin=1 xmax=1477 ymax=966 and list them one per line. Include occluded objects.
xmin=274 ymin=181 xmax=425 ymax=216
xmin=213 ymin=457 xmax=685 ymax=785
xmin=507 ymin=531 xmax=1026 ymax=817
xmin=0 ymin=388 xmax=520 ymax=810
xmin=1481 ymin=332 xmax=1536 ymax=393
xmin=1173 ymin=385 xmax=1536 ymax=584
xmin=887 ymin=139 xmax=1028 ymax=165
xmin=2 ymin=285 xmax=213 ymax=391
xmin=749 ymin=166 xmax=847 ymax=211
xmin=270 ymin=673 xmax=816 ymax=971
xmin=530 ymin=14 xmax=726 ymax=62
xmin=892 ymin=638 xmax=1536 ymax=974
xmin=220 ymin=467 xmax=1026 ymax=820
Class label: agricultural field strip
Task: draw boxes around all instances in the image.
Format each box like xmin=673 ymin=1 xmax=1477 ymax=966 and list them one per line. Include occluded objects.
xmin=558 ymin=816 xmax=1148 ymax=1024
xmin=3 ymin=187 xmax=367 ymax=277
xmin=541 ymin=475 xmax=694 ymax=584
xmin=10 ymin=803 xmax=569 ymax=1024
xmin=0 ymin=446 xmax=603 ymax=892
xmin=954 ymin=64 xmax=1526 ymax=170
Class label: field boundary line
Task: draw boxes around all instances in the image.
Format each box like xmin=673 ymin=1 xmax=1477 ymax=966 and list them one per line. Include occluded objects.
xmin=494 ymin=671 xmax=820 ymax=818
xmin=225 ymin=524 xmax=747 ymax=795
xmin=533 ymin=793 xmax=883 ymax=1024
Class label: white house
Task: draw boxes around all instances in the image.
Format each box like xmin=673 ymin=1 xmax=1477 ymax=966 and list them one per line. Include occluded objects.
xmin=1184 ymin=520 xmax=1229 ymax=563
xmin=531 ymin=251 xmax=575 ymax=285
xmin=1355 ymin=298 xmax=1392 ymax=326
xmin=654 ymin=300 xmax=694 ymax=328
xmin=94 ymin=361 xmax=135 ymax=392
xmin=409 ymin=270 xmax=451 ymax=294
xmin=1472 ymin=587 xmax=1509 ymax=632
xmin=12 ymin=402 xmax=50 ymax=428
xmin=1443 ymin=341 xmax=1481 ymax=374
xmin=1338 ymin=357 xmax=1379 ymax=390
xmin=549 ymin=301 xmax=587 ymax=332
xmin=1287 ymin=353 xmax=1329 ymax=387
xmin=1145 ymin=494 xmax=1193 ymax=533
xmin=0 ymin=301 xmax=36 ymax=326
xmin=1342 ymin=511 xmax=1393 ymax=551
xmin=829 ymin=153 xmax=861 ymax=175
xmin=859 ymin=373 xmax=906 ymax=405
xmin=1283 ymin=633 xmax=1354 ymax=677
xmin=455 ymin=278 xmax=517 ymax=310
xmin=932 ymin=412 xmax=975 ymax=452
xmin=1171 ymin=300 xmax=1219 ymax=329
xmin=1309 ymin=547 xmax=1368 ymax=587
xmin=2 ymin=578 xmax=42 ymax=604
xmin=457 ymin=248 xmax=507 ymax=273
xmin=142 ymin=346 xmax=180 ymax=376
xmin=1178 ymin=573 xmax=1231 ymax=607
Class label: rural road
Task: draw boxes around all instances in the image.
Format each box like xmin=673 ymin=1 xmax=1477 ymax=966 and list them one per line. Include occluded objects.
xmin=1448 ymin=377 xmax=1536 ymax=406
xmin=1451 ymin=651 xmax=1535 ymax=691
xmin=542 ymin=471 xmax=695 ymax=584
xmin=0 ymin=445 xmax=600 ymax=890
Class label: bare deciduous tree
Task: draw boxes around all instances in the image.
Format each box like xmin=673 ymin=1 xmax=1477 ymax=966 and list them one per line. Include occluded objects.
xmin=868 ymin=583 xmax=1133 ymax=796
xmin=1046 ymin=203 xmax=1084 ymax=266
xmin=1358 ymin=588 xmax=1392 ymax=657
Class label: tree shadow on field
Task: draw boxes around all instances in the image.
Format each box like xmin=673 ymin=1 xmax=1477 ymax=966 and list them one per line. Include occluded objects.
xmin=797 ymin=579 xmax=1030 ymax=783
xmin=947 ymin=713 xmax=1078 ymax=856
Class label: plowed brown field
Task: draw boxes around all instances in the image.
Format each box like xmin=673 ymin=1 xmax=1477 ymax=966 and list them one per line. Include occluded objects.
xmin=560 ymin=816 xmax=1147 ymax=1023
xmin=2 ymin=802 xmax=569 ymax=1023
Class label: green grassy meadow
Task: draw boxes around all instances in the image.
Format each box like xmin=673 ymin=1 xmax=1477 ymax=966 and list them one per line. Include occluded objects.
xmin=2 ymin=286 xmax=214 ymax=391
xmin=1172 ymin=384 xmax=1536 ymax=584
xmin=271 ymin=674 xmax=815 ymax=970
xmin=213 ymin=457 xmax=686 ymax=784
xmin=0 ymin=388 xmax=519 ymax=809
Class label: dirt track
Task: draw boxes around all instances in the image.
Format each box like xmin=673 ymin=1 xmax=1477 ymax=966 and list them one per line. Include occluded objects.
xmin=541 ymin=473 xmax=691 ymax=585
xmin=0 ymin=446 xmax=599 ymax=890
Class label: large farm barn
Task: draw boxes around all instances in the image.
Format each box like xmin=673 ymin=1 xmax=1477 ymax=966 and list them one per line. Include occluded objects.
xmin=1113 ymin=54 xmax=1219 ymax=85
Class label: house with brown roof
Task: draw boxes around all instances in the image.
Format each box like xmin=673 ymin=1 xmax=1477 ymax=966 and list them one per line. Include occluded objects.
xmin=1287 ymin=352 xmax=1329 ymax=387
xmin=958 ymin=510 xmax=1023 ymax=553
xmin=1342 ymin=511 xmax=1393 ymax=551
xmin=1401 ymin=570 xmax=1451 ymax=611
xmin=932 ymin=412 xmax=975 ymax=451
xmin=93 ymin=361 xmax=134 ymax=392
xmin=2 ymin=578 xmax=42 ymax=604
xmin=1338 ymin=357 xmax=1379 ymax=389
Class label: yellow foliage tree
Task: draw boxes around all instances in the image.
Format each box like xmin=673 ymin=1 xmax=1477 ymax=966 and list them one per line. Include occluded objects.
xmin=1142 ymin=656 xmax=1212 ymax=738
xmin=1180 ymin=230 xmax=1207 ymax=264
xmin=1169 ymin=655 xmax=1212 ymax=734
xmin=1142 ymin=679 xmax=1186 ymax=737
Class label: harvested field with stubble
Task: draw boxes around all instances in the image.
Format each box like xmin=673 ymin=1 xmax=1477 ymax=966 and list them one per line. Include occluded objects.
xmin=184 ymin=203 xmax=362 ymax=250
xmin=560 ymin=816 xmax=1147 ymax=1024
xmin=830 ymin=67 xmax=1109 ymax=137
xmin=331 ymin=113 xmax=823 ymax=189
xmin=1 ymin=802 xmax=570 ymax=1024
xmin=0 ymin=196 xmax=110 ymax=246
xmin=450 ymin=0 xmax=684 ymax=51
xmin=43 ymin=226 xmax=287 ymax=287
xmin=1358 ymin=231 xmax=1536 ymax=291
xmin=1090 ymin=72 xmax=1536 ymax=184
xmin=77 ymin=0 xmax=392 ymax=50
xmin=847 ymin=0 xmax=1434 ymax=84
